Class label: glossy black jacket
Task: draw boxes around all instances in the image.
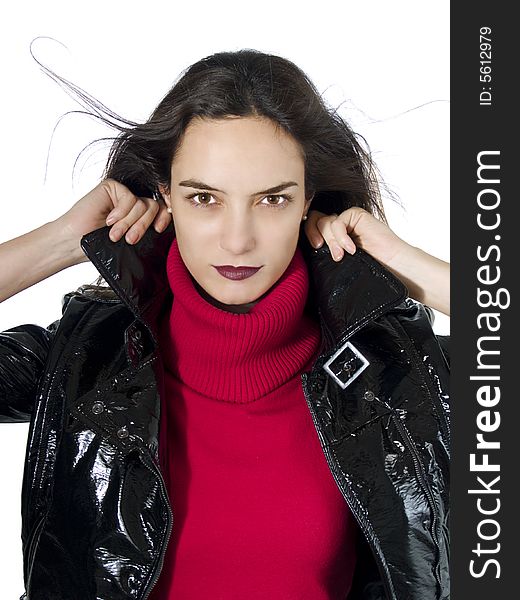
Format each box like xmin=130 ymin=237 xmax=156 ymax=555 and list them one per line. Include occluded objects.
xmin=0 ymin=223 xmax=450 ymax=600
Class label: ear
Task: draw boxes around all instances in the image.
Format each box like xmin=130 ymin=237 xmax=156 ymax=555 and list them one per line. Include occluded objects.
xmin=158 ymin=184 xmax=172 ymax=210
xmin=304 ymin=194 xmax=314 ymax=212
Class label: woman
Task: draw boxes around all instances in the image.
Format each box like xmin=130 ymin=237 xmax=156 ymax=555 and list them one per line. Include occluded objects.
xmin=0 ymin=49 xmax=449 ymax=599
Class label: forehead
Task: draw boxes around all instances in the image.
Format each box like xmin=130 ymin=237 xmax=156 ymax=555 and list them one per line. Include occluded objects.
xmin=171 ymin=116 xmax=305 ymax=177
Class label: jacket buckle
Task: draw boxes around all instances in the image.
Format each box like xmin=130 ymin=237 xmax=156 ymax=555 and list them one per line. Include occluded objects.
xmin=323 ymin=340 xmax=370 ymax=389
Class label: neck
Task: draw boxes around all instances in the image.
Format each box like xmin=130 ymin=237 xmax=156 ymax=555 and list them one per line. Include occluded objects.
xmin=191 ymin=277 xmax=265 ymax=314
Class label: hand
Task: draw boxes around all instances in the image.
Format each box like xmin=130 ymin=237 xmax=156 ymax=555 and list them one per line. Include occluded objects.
xmin=304 ymin=206 xmax=450 ymax=315
xmin=56 ymin=179 xmax=171 ymax=264
xmin=304 ymin=206 xmax=410 ymax=269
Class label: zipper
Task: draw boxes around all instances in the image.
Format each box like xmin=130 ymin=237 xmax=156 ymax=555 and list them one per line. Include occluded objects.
xmin=388 ymin=314 xmax=450 ymax=450
xmin=386 ymin=312 xmax=449 ymax=591
xmin=389 ymin=411 xmax=443 ymax=591
xmin=300 ymin=372 xmax=396 ymax=600
xmin=140 ymin=452 xmax=174 ymax=600
xmin=25 ymin=458 xmax=173 ymax=600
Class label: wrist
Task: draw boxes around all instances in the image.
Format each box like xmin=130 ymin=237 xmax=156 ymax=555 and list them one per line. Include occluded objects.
xmin=387 ymin=242 xmax=422 ymax=274
xmin=50 ymin=217 xmax=89 ymax=266
xmin=386 ymin=243 xmax=450 ymax=316
xmin=384 ymin=243 xmax=430 ymax=301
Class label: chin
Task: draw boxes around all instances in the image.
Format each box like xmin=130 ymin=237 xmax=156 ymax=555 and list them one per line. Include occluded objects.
xmin=217 ymin=290 xmax=258 ymax=305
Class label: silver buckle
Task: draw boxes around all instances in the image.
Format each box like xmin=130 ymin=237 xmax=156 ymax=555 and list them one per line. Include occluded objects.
xmin=323 ymin=340 xmax=370 ymax=389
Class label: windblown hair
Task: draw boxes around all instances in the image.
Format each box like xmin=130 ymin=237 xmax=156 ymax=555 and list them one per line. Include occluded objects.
xmin=36 ymin=46 xmax=397 ymax=232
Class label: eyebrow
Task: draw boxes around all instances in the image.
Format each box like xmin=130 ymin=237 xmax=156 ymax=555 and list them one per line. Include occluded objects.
xmin=178 ymin=179 xmax=299 ymax=196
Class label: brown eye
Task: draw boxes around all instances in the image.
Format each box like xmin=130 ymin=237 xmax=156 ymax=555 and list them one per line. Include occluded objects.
xmin=186 ymin=192 xmax=216 ymax=208
xmin=261 ymin=194 xmax=294 ymax=209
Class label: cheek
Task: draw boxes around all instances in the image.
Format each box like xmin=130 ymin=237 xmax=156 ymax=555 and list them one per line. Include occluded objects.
xmin=263 ymin=215 xmax=301 ymax=237
xmin=265 ymin=229 xmax=300 ymax=267
xmin=270 ymin=224 xmax=302 ymax=254
xmin=173 ymin=212 xmax=214 ymax=248
xmin=178 ymin=208 xmax=220 ymax=232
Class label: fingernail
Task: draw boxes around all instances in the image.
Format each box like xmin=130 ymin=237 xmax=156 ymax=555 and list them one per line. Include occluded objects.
xmin=155 ymin=221 xmax=166 ymax=233
xmin=313 ymin=239 xmax=323 ymax=249
xmin=106 ymin=214 xmax=117 ymax=225
xmin=332 ymin=245 xmax=343 ymax=261
xmin=126 ymin=231 xmax=137 ymax=244
xmin=109 ymin=227 xmax=121 ymax=241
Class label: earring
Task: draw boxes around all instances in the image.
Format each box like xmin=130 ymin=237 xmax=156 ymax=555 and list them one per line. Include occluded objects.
xmin=302 ymin=214 xmax=308 ymax=221
xmin=167 ymin=207 xmax=172 ymax=214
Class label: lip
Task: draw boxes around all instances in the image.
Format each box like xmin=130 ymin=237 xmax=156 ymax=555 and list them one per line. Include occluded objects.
xmin=214 ymin=265 xmax=262 ymax=280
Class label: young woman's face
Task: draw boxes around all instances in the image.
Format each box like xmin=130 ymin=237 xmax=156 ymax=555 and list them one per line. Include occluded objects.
xmin=161 ymin=115 xmax=311 ymax=308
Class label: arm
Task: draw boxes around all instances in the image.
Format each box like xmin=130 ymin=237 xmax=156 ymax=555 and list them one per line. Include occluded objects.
xmin=0 ymin=219 xmax=84 ymax=303
xmin=0 ymin=219 xmax=74 ymax=419
xmin=0 ymin=221 xmax=81 ymax=420
xmin=383 ymin=244 xmax=450 ymax=317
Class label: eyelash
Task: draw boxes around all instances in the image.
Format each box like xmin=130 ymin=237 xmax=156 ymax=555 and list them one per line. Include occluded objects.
xmin=185 ymin=191 xmax=295 ymax=210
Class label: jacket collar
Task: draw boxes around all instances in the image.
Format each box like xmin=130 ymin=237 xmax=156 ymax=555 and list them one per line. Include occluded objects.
xmin=80 ymin=223 xmax=408 ymax=352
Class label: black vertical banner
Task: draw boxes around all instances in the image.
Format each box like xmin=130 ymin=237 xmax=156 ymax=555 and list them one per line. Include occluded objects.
xmin=452 ymin=3 xmax=516 ymax=599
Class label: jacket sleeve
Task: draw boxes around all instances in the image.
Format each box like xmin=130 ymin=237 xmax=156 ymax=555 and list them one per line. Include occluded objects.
xmin=0 ymin=318 xmax=60 ymax=423
xmin=423 ymin=304 xmax=450 ymax=370
xmin=436 ymin=334 xmax=450 ymax=369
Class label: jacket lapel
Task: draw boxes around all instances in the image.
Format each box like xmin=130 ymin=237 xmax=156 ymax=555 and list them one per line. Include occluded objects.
xmin=299 ymin=235 xmax=408 ymax=351
xmin=80 ymin=223 xmax=174 ymax=343
xmin=80 ymin=223 xmax=408 ymax=350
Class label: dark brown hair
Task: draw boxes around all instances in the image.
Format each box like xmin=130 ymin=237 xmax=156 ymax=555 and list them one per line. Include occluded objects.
xmin=36 ymin=45 xmax=398 ymax=238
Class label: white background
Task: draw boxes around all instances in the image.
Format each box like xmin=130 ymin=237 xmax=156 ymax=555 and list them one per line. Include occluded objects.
xmin=0 ymin=1 xmax=449 ymax=596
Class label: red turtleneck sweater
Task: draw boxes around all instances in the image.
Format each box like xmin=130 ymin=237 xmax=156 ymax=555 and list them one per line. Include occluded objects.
xmin=150 ymin=239 xmax=358 ymax=599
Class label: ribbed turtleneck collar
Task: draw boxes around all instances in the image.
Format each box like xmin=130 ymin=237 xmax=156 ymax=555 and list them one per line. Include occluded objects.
xmin=159 ymin=238 xmax=321 ymax=403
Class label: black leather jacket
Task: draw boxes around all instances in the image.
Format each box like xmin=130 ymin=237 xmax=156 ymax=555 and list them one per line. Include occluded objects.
xmin=0 ymin=223 xmax=450 ymax=600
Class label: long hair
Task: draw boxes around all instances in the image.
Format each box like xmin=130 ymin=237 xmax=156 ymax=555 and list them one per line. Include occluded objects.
xmin=36 ymin=46 xmax=396 ymax=225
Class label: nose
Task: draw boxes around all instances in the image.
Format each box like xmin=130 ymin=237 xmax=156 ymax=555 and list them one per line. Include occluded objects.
xmin=219 ymin=209 xmax=256 ymax=256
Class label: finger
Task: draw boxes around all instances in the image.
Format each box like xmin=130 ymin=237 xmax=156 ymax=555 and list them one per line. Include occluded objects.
xmin=109 ymin=197 xmax=159 ymax=243
xmin=123 ymin=197 xmax=160 ymax=244
xmin=304 ymin=210 xmax=330 ymax=248
xmin=152 ymin=195 xmax=172 ymax=233
xmin=330 ymin=218 xmax=357 ymax=255
xmin=314 ymin=214 xmax=346 ymax=261
xmin=104 ymin=181 xmax=139 ymax=224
